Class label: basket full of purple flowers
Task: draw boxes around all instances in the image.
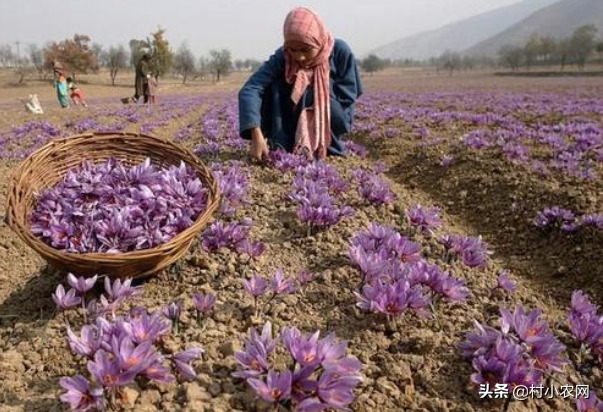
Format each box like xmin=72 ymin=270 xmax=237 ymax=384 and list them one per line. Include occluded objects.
xmin=5 ymin=132 xmax=220 ymax=279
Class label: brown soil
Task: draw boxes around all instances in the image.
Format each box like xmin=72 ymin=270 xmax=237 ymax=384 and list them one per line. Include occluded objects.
xmin=0 ymin=70 xmax=601 ymax=412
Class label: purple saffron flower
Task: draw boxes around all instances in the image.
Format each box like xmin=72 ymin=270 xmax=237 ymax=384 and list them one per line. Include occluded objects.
xmin=470 ymin=355 xmax=506 ymax=386
xmin=504 ymin=359 xmax=543 ymax=388
xmin=576 ymin=394 xmax=603 ymax=412
xmin=67 ymin=273 xmax=98 ymax=295
xmin=52 ymin=284 xmax=82 ymax=311
xmin=113 ymin=337 xmax=155 ymax=374
xmin=162 ymin=301 xmax=182 ymax=323
xmin=127 ymin=310 xmax=171 ymax=344
xmin=270 ymin=269 xmax=297 ymax=295
xmin=233 ymin=342 xmax=270 ymax=379
xmin=192 ymin=292 xmax=216 ymax=315
xmin=441 ymin=155 xmax=454 ymax=167
xmin=372 ymin=161 xmax=389 ymax=174
xmin=317 ymin=369 xmax=362 ymax=410
xmin=282 ymin=327 xmax=321 ymax=367
xmin=67 ymin=325 xmax=103 ymax=358
xmin=297 ymin=269 xmax=315 ymax=286
xmin=103 ymin=277 xmax=141 ymax=302
xmin=142 ymin=353 xmax=175 ymax=384
xmin=534 ymin=206 xmax=576 ymax=230
xmin=530 ymin=336 xmax=567 ymax=373
xmin=87 ymin=349 xmax=136 ymax=388
xmin=247 ymin=369 xmax=292 ymax=404
xmin=571 ymin=290 xmax=599 ymax=318
xmin=233 ymin=321 xmax=278 ymax=379
xmin=59 ymin=375 xmax=104 ymax=411
xmin=243 ymin=274 xmax=269 ymax=297
xmin=297 ymin=397 xmax=328 ymax=412
xmin=173 ymin=347 xmax=204 ymax=380
xmin=430 ymin=273 xmax=469 ymax=302
xmin=249 ymin=321 xmax=278 ymax=354
xmin=342 ymin=141 xmax=368 ymax=158
xmin=497 ymin=270 xmax=517 ymax=293
xmin=237 ymin=240 xmax=266 ymax=259
xmin=580 ymin=214 xmax=603 ymax=230
xmin=406 ymin=204 xmax=442 ymax=235
xmin=460 ymin=320 xmax=501 ymax=359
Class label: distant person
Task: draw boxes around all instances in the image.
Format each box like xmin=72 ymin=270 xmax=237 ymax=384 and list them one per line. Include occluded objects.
xmin=134 ymin=51 xmax=152 ymax=103
xmin=66 ymin=77 xmax=88 ymax=107
xmin=238 ymin=7 xmax=363 ymax=162
xmin=147 ymin=75 xmax=157 ymax=104
xmin=52 ymin=61 xmax=69 ymax=109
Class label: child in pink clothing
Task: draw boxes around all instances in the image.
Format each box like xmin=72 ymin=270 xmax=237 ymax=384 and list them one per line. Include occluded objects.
xmin=67 ymin=77 xmax=88 ymax=107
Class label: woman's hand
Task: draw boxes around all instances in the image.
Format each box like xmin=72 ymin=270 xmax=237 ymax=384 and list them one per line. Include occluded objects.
xmin=250 ymin=128 xmax=269 ymax=163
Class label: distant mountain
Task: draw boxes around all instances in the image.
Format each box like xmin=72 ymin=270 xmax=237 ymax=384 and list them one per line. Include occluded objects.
xmin=369 ymin=0 xmax=560 ymax=60
xmin=465 ymin=0 xmax=603 ymax=56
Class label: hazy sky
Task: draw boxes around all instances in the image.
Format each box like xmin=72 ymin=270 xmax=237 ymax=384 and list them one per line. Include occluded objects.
xmin=0 ymin=0 xmax=525 ymax=60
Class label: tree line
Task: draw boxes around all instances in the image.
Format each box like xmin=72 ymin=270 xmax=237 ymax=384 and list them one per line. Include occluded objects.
xmin=0 ymin=28 xmax=263 ymax=85
xmin=358 ymin=24 xmax=603 ymax=76
xmin=497 ymin=25 xmax=602 ymax=71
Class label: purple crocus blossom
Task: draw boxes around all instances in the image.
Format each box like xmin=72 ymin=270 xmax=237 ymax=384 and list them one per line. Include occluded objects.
xmin=270 ymin=269 xmax=297 ymax=295
xmin=234 ymin=322 xmax=362 ymax=409
xmin=162 ymin=301 xmax=182 ymax=323
xmin=127 ymin=310 xmax=172 ymax=344
xmin=67 ymin=325 xmax=103 ymax=358
xmin=192 ymin=292 xmax=216 ymax=314
xmin=576 ymin=394 xmax=603 ymax=412
xmin=317 ymin=369 xmax=362 ymax=410
xmin=282 ymin=327 xmax=321 ymax=367
xmin=462 ymin=305 xmax=567 ymax=389
xmin=142 ymin=353 xmax=175 ymax=384
xmin=30 ymin=158 xmax=209 ymax=254
xmin=67 ymin=273 xmax=98 ymax=295
xmin=248 ymin=369 xmax=293 ymax=404
xmin=59 ymin=375 xmax=104 ymax=411
xmin=243 ymin=274 xmax=269 ymax=297
xmin=103 ymin=277 xmax=141 ymax=302
xmin=53 ymin=284 xmax=82 ymax=310
xmin=173 ymin=347 xmax=204 ymax=380
xmin=429 ymin=273 xmax=469 ymax=302
xmin=497 ymin=270 xmax=518 ymax=293
xmin=87 ymin=349 xmax=137 ymax=388
xmin=233 ymin=342 xmax=270 ymax=379
xmin=112 ymin=337 xmax=155 ymax=374
xmin=406 ymin=204 xmax=442 ymax=235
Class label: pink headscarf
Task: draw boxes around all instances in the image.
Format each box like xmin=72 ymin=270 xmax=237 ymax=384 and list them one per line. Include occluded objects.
xmin=283 ymin=7 xmax=334 ymax=159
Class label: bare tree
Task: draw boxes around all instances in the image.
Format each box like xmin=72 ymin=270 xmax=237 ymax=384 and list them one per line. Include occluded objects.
xmin=439 ymin=51 xmax=462 ymax=76
xmin=107 ymin=45 xmax=128 ymax=86
xmin=14 ymin=56 xmax=33 ymax=83
xmin=194 ymin=56 xmax=210 ymax=80
xmin=209 ymin=49 xmax=232 ymax=82
xmin=27 ymin=44 xmax=47 ymax=80
xmin=173 ymin=43 xmax=196 ymax=84
xmin=0 ymin=44 xmax=16 ymax=67
xmin=569 ymin=25 xmax=598 ymax=69
xmin=498 ymin=45 xmax=524 ymax=71
xmin=523 ymin=34 xmax=540 ymax=70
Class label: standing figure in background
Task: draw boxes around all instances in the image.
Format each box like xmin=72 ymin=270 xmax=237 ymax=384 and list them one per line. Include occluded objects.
xmin=238 ymin=7 xmax=363 ymax=162
xmin=66 ymin=77 xmax=88 ymax=107
xmin=134 ymin=51 xmax=151 ymax=103
xmin=53 ymin=61 xmax=69 ymax=109
xmin=147 ymin=75 xmax=157 ymax=104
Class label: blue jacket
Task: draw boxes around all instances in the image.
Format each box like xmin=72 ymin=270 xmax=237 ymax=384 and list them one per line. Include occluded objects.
xmin=238 ymin=39 xmax=363 ymax=155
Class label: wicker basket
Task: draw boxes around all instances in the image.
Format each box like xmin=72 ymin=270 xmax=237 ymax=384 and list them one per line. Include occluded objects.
xmin=5 ymin=132 xmax=220 ymax=279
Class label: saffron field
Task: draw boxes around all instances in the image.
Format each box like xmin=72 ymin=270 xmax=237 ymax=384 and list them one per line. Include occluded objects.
xmin=0 ymin=72 xmax=601 ymax=411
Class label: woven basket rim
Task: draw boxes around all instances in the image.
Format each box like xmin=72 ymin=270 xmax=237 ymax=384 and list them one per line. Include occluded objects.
xmin=5 ymin=131 xmax=220 ymax=273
